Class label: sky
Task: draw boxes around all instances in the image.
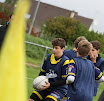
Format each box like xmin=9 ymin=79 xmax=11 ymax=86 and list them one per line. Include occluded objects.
xmin=40 ymin=0 xmax=104 ymax=33
xmin=0 ymin=0 xmax=104 ymax=33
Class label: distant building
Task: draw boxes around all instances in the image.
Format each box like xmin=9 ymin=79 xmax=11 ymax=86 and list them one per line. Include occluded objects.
xmin=28 ymin=0 xmax=93 ymax=33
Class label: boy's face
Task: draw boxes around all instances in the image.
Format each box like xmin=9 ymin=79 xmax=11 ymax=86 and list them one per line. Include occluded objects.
xmin=52 ymin=46 xmax=65 ymax=58
xmin=89 ymin=47 xmax=99 ymax=57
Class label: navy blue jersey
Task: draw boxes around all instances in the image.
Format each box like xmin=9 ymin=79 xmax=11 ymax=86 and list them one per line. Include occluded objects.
xmin=40 ymin=54 xmax=70 ymax=94
xmin=63 ymin=49 xmax=77 ymax=60
xmin=67 ymin=57 xmax=95 ymax=101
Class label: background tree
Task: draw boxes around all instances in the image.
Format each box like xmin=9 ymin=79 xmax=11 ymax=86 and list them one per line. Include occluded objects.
xmin=41 ymin=16 xmax=89 ymax=45
xmin=41 ymin=16 xmax=104 ymax=52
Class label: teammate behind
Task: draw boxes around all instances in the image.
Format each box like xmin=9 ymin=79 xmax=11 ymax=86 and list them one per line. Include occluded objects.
xmin=63 ymin=36 xmax=87 ymax=59
xmin=87 ymin=40 xmax=104 ymax=96
xmin=66 ymin=40 xmax=104 ymax=101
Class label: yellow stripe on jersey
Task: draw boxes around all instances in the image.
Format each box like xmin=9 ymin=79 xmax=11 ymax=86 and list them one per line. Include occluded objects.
xmin=69 ymin=59 xmax=75 ymax=64
xmin=33 ymin=91 xmax=43 ymax=100
xmin=63 ymin=60 xmax=70 ymax=66
xmin=50 ymin=54 xmax=62 ymax=64
xmin=63 ymin=97 xmax=67 ymax=99
xmin=41 ymin=68 xmax=46 ymax=72
xmin=62 ymin=73 xmax=76 ymax=78
xmin=68 ymin=72 xmax=76 ymax=76
xmin=62 ymin=75 xmax=67 ymax=78
xmin=96 ymin=72 xmax=103 ymax=80
xmin=46 ymin=95 xmax=57 ymax=101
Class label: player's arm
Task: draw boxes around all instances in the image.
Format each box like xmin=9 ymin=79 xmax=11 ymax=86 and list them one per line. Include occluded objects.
xmin=93 ymin=60 xmax=104 ymax=72
xmin=95 ymin=67 xmax=104 ymax=82
xmin=66 ymin=59 xmax=76 ymax=84
xmin=39 ymin=59 xmax=47 ymax=76
xmin=50 ymin=79 xmax=66 ymax=87
xmin=98 ymin=61 xmax=104 ymax=72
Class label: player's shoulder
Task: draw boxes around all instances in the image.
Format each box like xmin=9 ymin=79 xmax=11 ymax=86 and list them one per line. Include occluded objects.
xmin=46 ymin=54 xmax=52 ymax=60
xmin=64 ymin=49 xmax=73 ymax=53
xmin=63 ymin=49 xmax=72 ymax=54
xmin=63 ymin=54 xmax=69 ymax=60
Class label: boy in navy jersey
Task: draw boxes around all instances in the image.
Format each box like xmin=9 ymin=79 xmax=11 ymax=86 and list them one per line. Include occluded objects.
xmin=28 ymin=38 xmax=70 ymax=101
xmin=63 ymin=36 xmax=87 ymax=60
xmin=66 ymin=40 xmax=104 ymax=101
xmin=61 ymin=36 xmax=87 ymax=101
xmin=87 ymin=40 xmax=104 ymax=96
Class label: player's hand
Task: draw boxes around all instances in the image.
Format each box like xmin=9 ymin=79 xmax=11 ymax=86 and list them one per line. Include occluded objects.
xmin=89 ymin=52 xmax=97 ymax=63
xmin=28 ymin=99 xmax=34 ymax=101
xmin=41 ymin=81 xmax=50 ymax=90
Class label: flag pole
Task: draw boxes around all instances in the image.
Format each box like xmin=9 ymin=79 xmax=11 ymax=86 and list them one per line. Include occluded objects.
xmin=28 ymin=0 xmax=40 ymax=35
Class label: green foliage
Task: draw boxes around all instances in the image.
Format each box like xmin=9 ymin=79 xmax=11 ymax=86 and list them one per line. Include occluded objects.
xmin=41 ymin=16 xmax=104 ymax=52
xmin=41 ymin=16 xmax=89 ymax=45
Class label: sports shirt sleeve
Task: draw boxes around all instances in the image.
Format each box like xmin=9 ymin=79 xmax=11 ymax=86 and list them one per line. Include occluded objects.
xmin=99 ymin=61 xmax=104 ymax=72
xmin=67 ymin=59 xmax=76 ymax=77
xmin=61 ymin=59 xmax=70 ymax=80
xmin=95 ymin=67 xmax=103 ymax=80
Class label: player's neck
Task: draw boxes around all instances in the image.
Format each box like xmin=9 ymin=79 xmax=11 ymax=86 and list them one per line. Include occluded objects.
xmin=77 ymin=52 xmax=81 ymax=57
xmin=73 ymin=48 xmax=77 ymax=51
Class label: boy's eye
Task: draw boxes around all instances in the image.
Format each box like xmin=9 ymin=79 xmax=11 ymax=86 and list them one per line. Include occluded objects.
xmin=55 ymin=47 xmax=58 ymax=49
xmin=92 ymin=49 xmax=95 ymax=51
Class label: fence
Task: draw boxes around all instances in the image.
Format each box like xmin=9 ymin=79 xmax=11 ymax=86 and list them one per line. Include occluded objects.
xmin=25 ymin=41 xmax=52 ymax=68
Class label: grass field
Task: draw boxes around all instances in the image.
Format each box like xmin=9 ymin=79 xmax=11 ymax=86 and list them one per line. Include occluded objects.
xmin=26 ymin=65 xmax=104 ymax=101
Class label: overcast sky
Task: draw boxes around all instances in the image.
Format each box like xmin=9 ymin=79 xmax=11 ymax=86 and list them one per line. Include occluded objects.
xmin=40 ymin=0 xmax=104 ymax=33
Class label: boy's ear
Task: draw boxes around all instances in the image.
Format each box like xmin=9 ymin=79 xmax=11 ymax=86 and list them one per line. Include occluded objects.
xmin=62 ymin=47 xmax=65 ymax=51
xmin=97 ymin=49 xmax=100 ymax=53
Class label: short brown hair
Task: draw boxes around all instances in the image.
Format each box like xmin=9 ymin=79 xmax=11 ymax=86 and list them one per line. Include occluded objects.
xmin=52 ymin=38 xmax=66 ymax=49
xmin=74 ymin=36 xmax=87 ymax=48
xmin=90 ymin=40 xmax=101 ymax=50
xmin=78 ymin=40 xmax=92 ymax=57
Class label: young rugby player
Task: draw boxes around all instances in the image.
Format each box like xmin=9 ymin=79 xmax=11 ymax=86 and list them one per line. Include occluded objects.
xmin=63 ymin=36 xmax=87 ymax=59
xmin=87 ymin=40 xmax=104 ymax=96
xmin=28 ymin=38 xmax=70 ymax=101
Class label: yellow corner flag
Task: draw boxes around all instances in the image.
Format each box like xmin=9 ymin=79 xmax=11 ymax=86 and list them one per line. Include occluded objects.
xmin=0 ymin=0 xmax=30 ymax=101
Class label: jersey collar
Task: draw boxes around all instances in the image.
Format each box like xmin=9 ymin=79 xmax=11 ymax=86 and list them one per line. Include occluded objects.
xmin=50 ymin=54 xmax=62 ymax=64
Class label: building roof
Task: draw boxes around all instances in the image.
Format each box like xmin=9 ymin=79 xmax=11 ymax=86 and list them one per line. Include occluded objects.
xmin=29 ymin=0 xmax=93 ymax=28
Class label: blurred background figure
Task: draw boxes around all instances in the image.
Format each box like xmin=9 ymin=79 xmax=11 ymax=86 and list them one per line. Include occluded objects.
xmin=0 ymin=14 xmax=13 ymax=50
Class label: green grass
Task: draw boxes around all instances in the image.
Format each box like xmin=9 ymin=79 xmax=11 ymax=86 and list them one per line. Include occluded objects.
xmin=26 ymin=65 xmax=40 ymax=99
xmin=93 ymin=80 xmax=104 ymax=101
xmin=26 ymin=56 xmax=42 ymax=65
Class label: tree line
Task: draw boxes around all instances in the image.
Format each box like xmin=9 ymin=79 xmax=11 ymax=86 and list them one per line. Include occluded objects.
xmin=41 ymin=16 xmax=104 ymax=52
